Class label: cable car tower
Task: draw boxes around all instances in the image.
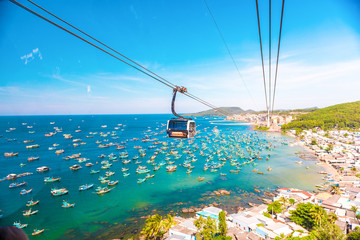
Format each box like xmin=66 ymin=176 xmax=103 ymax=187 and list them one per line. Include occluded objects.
xmin=167 ymin=86 xmax=196 ymax=138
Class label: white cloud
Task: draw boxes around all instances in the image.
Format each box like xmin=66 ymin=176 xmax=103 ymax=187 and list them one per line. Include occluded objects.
xmin=20 ymin=48 xmax=43 ymax=64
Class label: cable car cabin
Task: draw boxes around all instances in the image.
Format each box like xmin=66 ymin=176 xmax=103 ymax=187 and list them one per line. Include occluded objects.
xmin=167 ymin=118 xmax=196 ymax=138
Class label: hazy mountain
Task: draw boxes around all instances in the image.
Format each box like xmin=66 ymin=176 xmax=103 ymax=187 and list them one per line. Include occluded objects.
xmin=184 ymin=107 xmax=254 ymax=117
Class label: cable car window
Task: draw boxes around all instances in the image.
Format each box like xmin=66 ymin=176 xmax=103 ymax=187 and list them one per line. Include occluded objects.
xmin=169 ymin=121 xmax=188 ymax=130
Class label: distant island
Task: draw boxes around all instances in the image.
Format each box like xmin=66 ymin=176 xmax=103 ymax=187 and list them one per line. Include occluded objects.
xmin=184 ymin=107 xmax=255 ymax=117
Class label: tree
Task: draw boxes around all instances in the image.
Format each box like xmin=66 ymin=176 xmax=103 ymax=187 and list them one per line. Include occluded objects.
xmin=290 ymin=203 xmax=318 ymax=230
xmin=310 ymin=205 xmax=327 ymax=228
xmin=350 ymin=205 xmax=358 ymax=214
xmin=194 ymin=216 xmax=218 ymax=240
xmin=267 ymin=201 xmax=283 ymax=214
xmin=310 ymin=221 xmax=345 ymax=240
xmin=328 ymin=212 xmax=338 ymax=224
xmin=330 ymin=185 xmax=341 ymax=195
xmin=289 ymin=199 xmax=296 ymax=206
xmin=141 ymin=214 xmax=163 ymax=239
xmin=218 ymin=211 xmax=227 ymax=237
xmin=348 ymin=229 xmax=360 ymax=240
xmin=311 ymin=139 xmax=317 ymax=145
xmin=161 ymin=214 xmax=176 ymax=235
xmin=279 ymin=196 xmax=289 ymax=210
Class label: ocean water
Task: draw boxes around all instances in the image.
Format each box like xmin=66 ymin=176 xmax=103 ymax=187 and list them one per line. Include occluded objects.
xmin=0 ymin=114 xmax=323 ymax=239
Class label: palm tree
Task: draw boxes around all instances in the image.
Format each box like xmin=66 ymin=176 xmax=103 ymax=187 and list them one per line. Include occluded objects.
xmin=162 ymin=214 xmax=176 ymax=232
xmin=351 ymin=205 xmax=358 ymax=214
xmin=141 ymin=214 xmax=163 ymax=239
xmin=279 ymin=196 xmax=288 ymax=211
xmin=330 ymin=185 xmax=341 ymax=195
xmin=328 ymin=212 xmax=338 ymax=224
xmin=310 ymin=205 xmax=325 ymax=228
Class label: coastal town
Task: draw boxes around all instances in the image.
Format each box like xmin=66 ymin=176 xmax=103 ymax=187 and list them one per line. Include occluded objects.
xmin=154 ymin=118 xmax=360 ymax=239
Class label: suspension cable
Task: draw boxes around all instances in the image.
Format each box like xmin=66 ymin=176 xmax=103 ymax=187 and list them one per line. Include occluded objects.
xmin=255 ymin=0 xmax=269 ymax=113
xmin=203 ymin=0 xmax=257 ymax=107
xmin=10 ymin=0 xmax=232 ymax=117
xmin=271 ymin=0 xmax=285 ymax=113
xmin=269 ymin=0 xmax=271 ymax=117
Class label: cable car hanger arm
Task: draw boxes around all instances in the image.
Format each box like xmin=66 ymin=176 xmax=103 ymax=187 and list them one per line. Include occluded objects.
xmin=171 ymin=86 xmax=189 ymax=119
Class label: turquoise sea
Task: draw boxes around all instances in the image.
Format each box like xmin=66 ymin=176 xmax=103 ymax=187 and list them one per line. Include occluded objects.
xmin=0 ymin=114 xmax=323 ymax=239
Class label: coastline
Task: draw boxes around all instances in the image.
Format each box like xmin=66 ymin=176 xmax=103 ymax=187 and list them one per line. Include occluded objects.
xmin=288 ymin=133 xmax=341 ymax=181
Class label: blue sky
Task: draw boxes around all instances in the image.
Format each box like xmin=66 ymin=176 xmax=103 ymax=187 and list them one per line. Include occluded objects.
xmin=0 ymin=0 xmax=359 ymax=115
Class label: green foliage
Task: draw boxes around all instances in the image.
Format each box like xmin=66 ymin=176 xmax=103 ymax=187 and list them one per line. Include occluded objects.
xmin=348 ymin=229 xmax=360 ymax=240
xmin=255 ymin=125 xmax=270 ymax=131
xmin=194 ymin=216 xmax=218 ymax=240
xmin=267 ymin=201 xmax=283 ymax=214
xmin=263 ymin=212 xmax=272 ymax=218
xmin=290 ymin=203 xmax=324 ymax=230
xmin=281 ymin=101 xmax=360 ymax=131
xmin=218 ymin=211 xmax=227 ymax=237
xmin=140 ymin=214 xmax=176 ymax=239
xmin=141 ymin=214 xmax=163 ymax=239
xmin=311 ymin=139 xmax=317 ymax=145
xmin=289 ymin=199 xmax=296 ymax=205
xmin=310 ymin=221 xmax=345 ymax=240
xmin=325 ymin=143 xmax=334 ymax=152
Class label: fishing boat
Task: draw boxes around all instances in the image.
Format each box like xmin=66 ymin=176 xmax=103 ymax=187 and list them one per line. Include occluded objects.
xmin=97 ymin=187 xmax=113 ymax=195
xmin=105 ymin=171 xmax=115 ymax=177
xmin=79 ymin=184 xmax=94 ymax=191
xmin=13 ymin=221 xmax=28 ymax=229
xmin=9 ymin=182 xmax=26 ymax=188
xmin=137 ymin=178 xmax=146 ymax=184
xmin=123 ymin=172 xmax=130 ymax=177
xmin=197 ymin=177 xmax=205 ymax=182
xmin=267 ymin=167 xmax=272 ymax=171
xmin=296 ymin=161 xmax=303 ymax=164
xmin=26 ymin=200 xmax=39 ymax=207
xmin=136 ymin=168 xmax=150 ymax=174
xmin=28 ymin=156 xmax=39 ymax=161
xmin=108 ymin=180 xmax=119 ymax=186
xmin=166 ymin=165 xmax=177 ymax=172
xmin=36 ymin=166 xmax=50 ymax=172
xmin=55 ymin=149 xmax=64 ymax=154
xmin=26 ymin=144 xmax=40 ymax=149
xmin=62 ymin=200 xmax=75 ymax=208
xmin=20 ymin=163 xmax=26 ymax=167
xmin=44 ymin=177 xmax=61 ymax=183
xmin=51 ymin=188 xmax=68 ymax=196
xmin=186 ymin=169 xmax=192 ymax=174
xmin=90 ymin=170 xmax=100 ymax=174
xmin=85 ymin=162 xmax=94 ymax=167
xmin=32 ymin=229 xmax=44 ymax=236
xmin=257 ymin=172 xmax=264 ymax=175
xmin=220 ymin=173 xmax=227 ymax=176
xmin=20 ymin=189 xmax=32 ymax=195
xmin=230 ymin=170 xmax=240 ymax=173
xmin=23 ymin=209 xmax=38 ymax=216
xmin=69 ymin=164 xmax=82 ymax=171
xmin=145 ymin=174 xmax=155 ymax=179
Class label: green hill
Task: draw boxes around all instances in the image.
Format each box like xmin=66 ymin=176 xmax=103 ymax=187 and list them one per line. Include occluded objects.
xmin=281 ymin=101 xmax=360 ymax=131
xmin=184 ymin=107 xmax=253 ymax=117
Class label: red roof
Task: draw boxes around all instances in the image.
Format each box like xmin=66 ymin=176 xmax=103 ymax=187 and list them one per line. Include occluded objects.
xmin=290 ymin=191 xmax=312 ymax=198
